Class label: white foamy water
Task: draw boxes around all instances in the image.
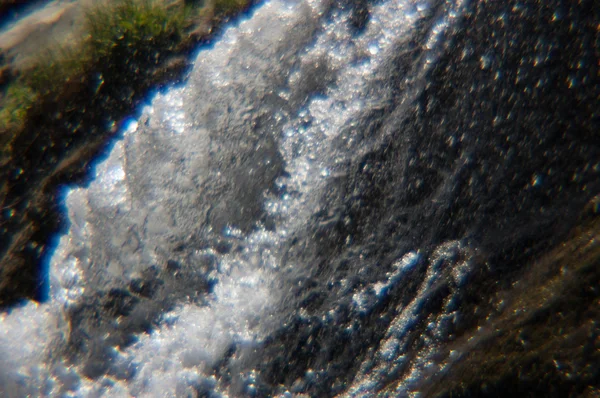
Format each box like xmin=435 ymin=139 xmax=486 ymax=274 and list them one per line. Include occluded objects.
xmin=0 ymin=0 xmax=467 ymax=396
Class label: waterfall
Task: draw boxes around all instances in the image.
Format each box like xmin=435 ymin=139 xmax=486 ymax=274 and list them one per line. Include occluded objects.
xmin=1 ymin=0 xmax=598 ymax=396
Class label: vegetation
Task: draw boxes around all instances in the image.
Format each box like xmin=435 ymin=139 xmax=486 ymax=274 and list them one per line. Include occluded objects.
xmin=0 ymin=0 xmax=251 ymax=138
xmin=1 ymin=0 xmax=187 ymax=133
xmin=0 ymin=82 xmax=37 ymax=133
xmin=214 ymin=0 xmax=250 ymax=15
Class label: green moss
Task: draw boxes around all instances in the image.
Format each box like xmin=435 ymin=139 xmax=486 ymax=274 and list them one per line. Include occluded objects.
xmin=0 ymin=0 xmax=195 ymax=133
xmin=214 ymin=0 xmax=250 ymax=16
xmin=0 ymin=0 xmax=254 ymax=141
xmin=85 ymin=0 xmax=193 ymax=58
xmin=22 ymin=44 xmax=92 ymax=97
xmin=0 ymin=82 xmax=38 ymax=133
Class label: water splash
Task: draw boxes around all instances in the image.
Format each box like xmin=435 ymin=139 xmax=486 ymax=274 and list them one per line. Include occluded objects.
xmin=0 ymin=0 xmax=469 ymax=396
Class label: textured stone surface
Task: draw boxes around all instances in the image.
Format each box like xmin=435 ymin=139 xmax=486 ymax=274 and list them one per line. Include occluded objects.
xmin=0 ymin=0 xmax=598 ymax=396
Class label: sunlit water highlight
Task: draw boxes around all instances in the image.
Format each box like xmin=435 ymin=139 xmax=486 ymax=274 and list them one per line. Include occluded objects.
xmin=0 ymin=0 xmax=468 ymax=396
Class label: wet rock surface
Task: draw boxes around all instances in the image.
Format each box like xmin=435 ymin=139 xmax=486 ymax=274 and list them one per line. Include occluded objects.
xmin=0 ymin=0 xmax=598 ymax=396
xmin=219 ymin=0 xmax=599 ymax=395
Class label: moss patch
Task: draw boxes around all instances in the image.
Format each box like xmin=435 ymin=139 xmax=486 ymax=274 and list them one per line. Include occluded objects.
xmin=1 ymin=0 xmax=191 ymax=133
xmin=214 ymin=0 xmax=250 ymax=15
xmin=0 ymin=0 xmax=255 ymax=134
xmin=0 ymin=81 xmax=37 ymax=134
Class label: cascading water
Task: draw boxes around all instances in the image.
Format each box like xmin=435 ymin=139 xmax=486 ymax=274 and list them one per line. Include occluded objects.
xmin=1 ymin=0 xmax=598 ymax=396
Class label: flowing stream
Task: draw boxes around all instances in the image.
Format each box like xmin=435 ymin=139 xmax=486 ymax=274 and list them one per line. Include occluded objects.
xmin=1 ymin=0 xmax=598 ymax=396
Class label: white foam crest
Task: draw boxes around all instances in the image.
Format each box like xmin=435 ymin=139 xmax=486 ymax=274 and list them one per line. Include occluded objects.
xmin=273 ymin=0 xmax=441 ymax=233
xmin=1 ymin=1 xmax=324 ymax=395
xmin=0 ymin=302 xmax=68 ymax=397
xmin=0 ymin=0 xmax=467 ymax=395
